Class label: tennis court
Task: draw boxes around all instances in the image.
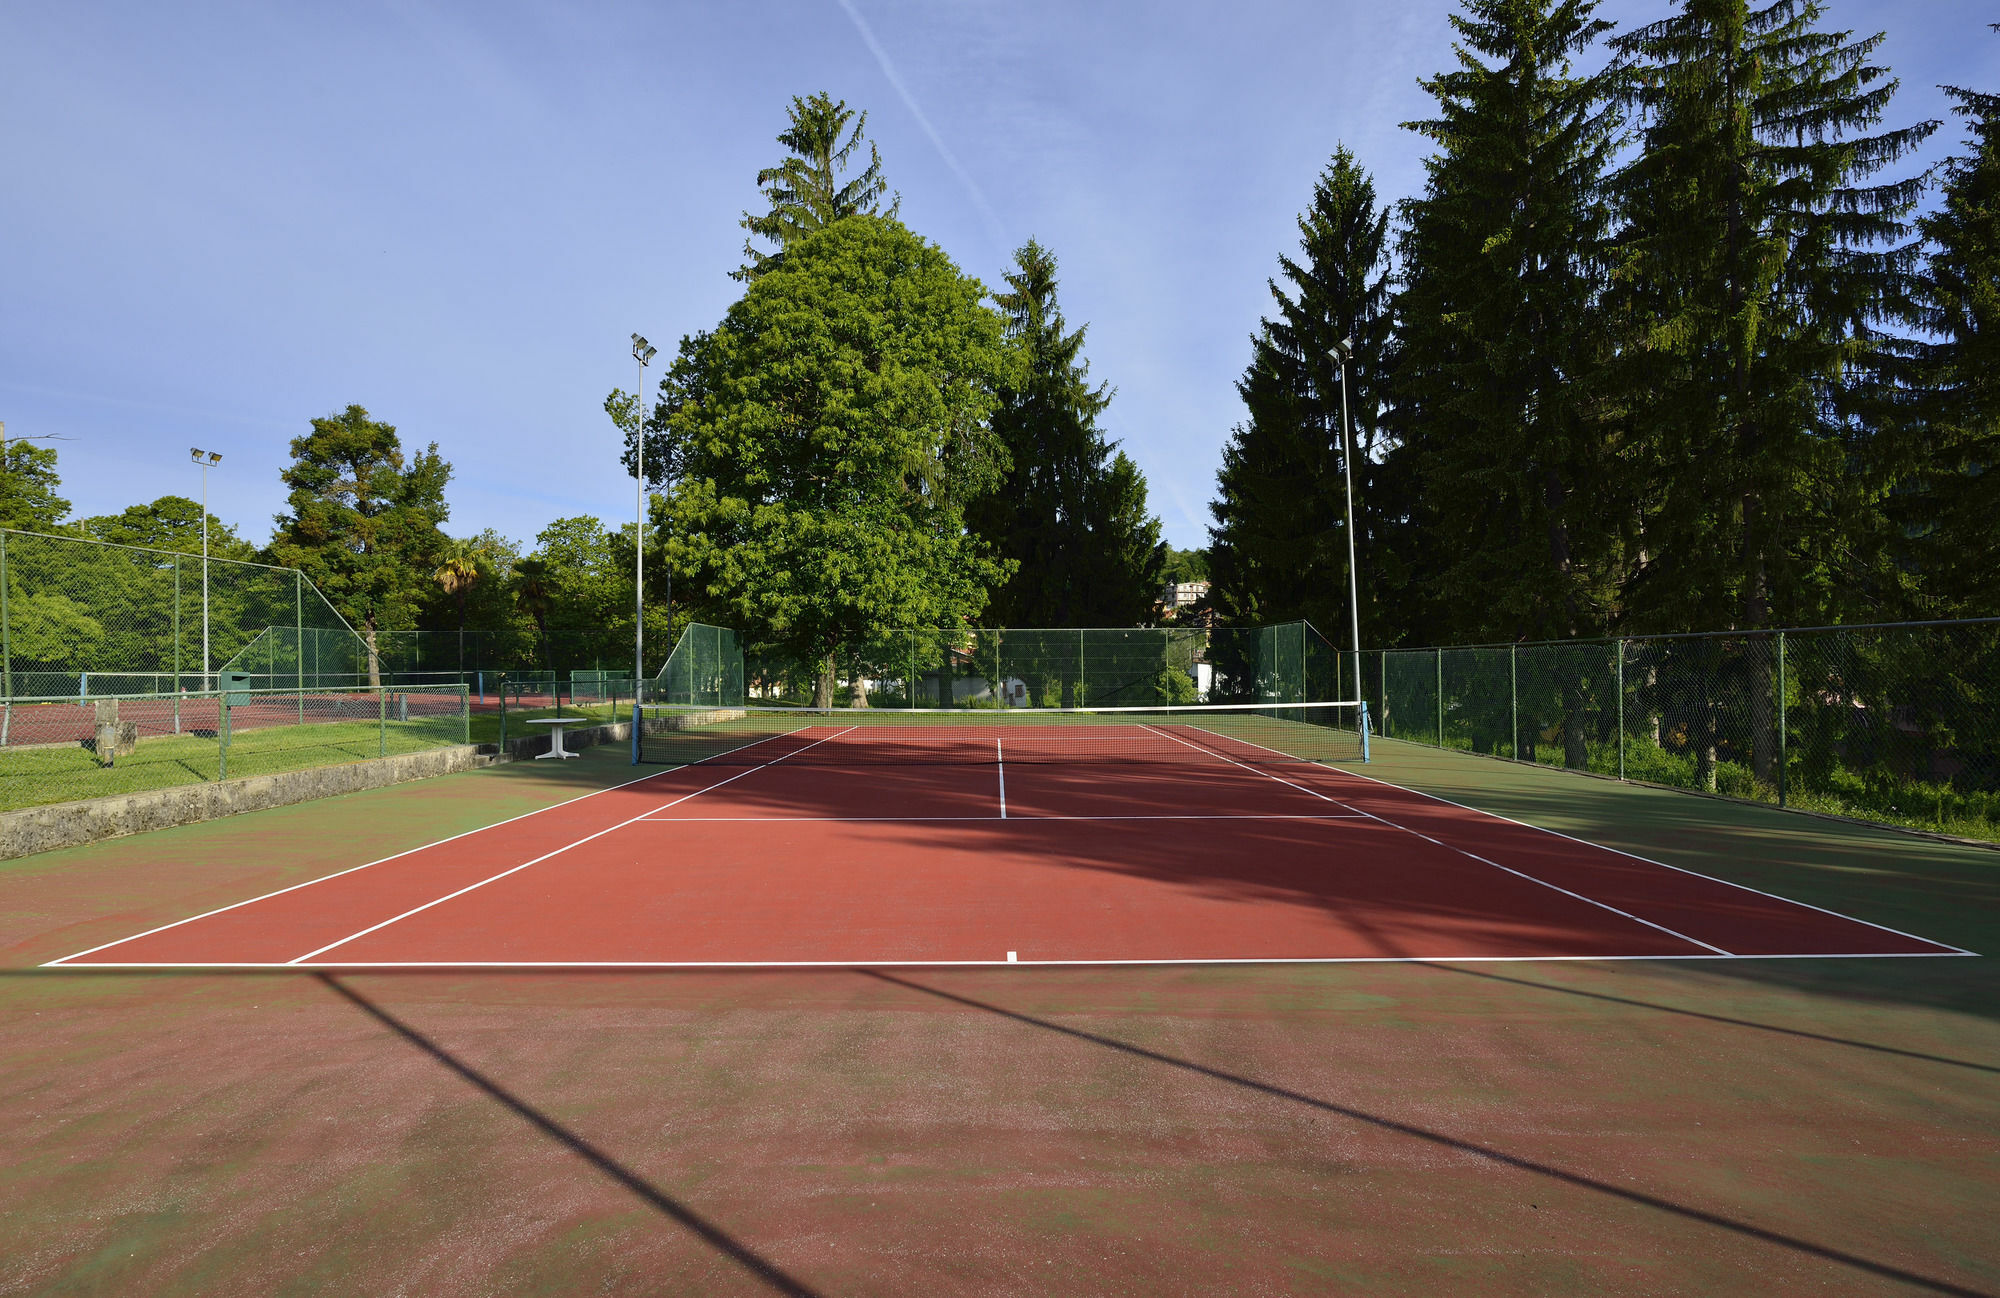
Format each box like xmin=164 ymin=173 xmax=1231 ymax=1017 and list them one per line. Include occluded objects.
xmin=46 ymin=706 xmax=1967 ymax=970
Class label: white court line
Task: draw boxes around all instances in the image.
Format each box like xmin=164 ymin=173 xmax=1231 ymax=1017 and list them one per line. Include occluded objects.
xmin=53 ymin=951 xmax=1977 ymax=971
xmin=1294 ymin=746 xmax=1979 ymax=957
xmin=1141 ymin=725 xmax=1731 ymax=956
xmin=40 ymin=725 xmax=815 ymax=968
xmin=284 ymin=726 xmax=859 ymax=964
xmin=630 ymin=812 xmax=1369 ymax=823
xmin=996 ymin=740 xmax=1006 ymax=818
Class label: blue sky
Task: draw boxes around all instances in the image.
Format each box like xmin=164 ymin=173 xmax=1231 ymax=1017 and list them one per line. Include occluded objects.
xmin=2 ymin=0 xmax=1993 ymax=553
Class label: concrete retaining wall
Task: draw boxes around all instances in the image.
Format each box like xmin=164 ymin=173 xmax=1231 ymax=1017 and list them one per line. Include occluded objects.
xmin=0 ymin=707 xmax=749 ymax=860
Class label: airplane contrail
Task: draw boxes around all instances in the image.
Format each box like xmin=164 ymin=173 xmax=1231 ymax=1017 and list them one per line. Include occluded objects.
xmin=835 ymin=0 xmax=1011 ymax=252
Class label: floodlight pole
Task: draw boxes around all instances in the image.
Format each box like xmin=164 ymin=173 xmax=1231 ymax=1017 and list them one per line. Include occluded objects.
xmin=1330 ymin=340 xmax=1363 ymax=707
xmin=631 ymin=334 xmax=656 ymax=688
xmin=190 ymin=449 xmax=222 ymax=689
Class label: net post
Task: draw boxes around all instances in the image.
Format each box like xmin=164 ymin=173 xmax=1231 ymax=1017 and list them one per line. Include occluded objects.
xmin=631 ymin=702 xmax=641 ymax=764
xmin=1775 ymin=630 xmax=1787 ymax=807
xmin=1615 ymin=638 xmax=1626 ymax=782
xmin=173 ymin=556 xmax=182 ymax=733
xmin=0 ymin=529 xmax=11 ymax=710
xmin=1509 ymin=644 xmax=1520 ymax=760
xmin=1359 ymin=701 xmax=1371 ymax=763
xmin=1434 ymin=646 xmax=1442 ymax=746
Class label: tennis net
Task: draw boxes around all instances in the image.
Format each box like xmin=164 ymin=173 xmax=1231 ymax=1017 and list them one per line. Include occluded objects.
xmin=632 ymin=701 xmax=1369 ymax=768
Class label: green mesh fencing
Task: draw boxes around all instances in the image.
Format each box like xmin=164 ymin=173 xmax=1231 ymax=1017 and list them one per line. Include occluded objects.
xmin=1370 ymin=619 xmax=2000 ymax=841
xmin=0 ymin=528 xmax=366 ymax=697
xmin=653 ymin=624 xmax=745 ymax=707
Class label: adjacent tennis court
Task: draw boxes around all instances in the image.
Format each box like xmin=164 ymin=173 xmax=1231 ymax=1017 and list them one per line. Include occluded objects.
xmin=47 ymin=707 xmax=1968 ymax=970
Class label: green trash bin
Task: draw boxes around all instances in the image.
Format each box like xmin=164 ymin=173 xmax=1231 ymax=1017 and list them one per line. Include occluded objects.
xmin=220 ymin=671 xmax=254 ymax=708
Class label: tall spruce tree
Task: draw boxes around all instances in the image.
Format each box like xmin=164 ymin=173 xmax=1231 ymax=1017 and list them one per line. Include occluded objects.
xmin=1900 ymin=28 xmax=2000 ymax=613
xmin=1209 ymin=147 xmax=1392 ymax=641
xmin=1389 ymin=0 xmax=1627 ymax=659
xmin=734 ymin=92 xmax=897 ymax=282
xmin=1612 ymin=0 xmax=1936 ymax=632
xmin=970 ymin=239 xmax=1163 ymax=627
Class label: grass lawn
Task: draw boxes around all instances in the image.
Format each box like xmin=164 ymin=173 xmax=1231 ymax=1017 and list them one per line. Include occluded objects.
xmin=0 ymin=720 xmax=467 ymax=812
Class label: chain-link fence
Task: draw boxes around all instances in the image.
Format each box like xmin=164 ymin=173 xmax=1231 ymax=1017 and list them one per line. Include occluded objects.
xmin=651 ymin=624 xmax=744 ymax=707
xmin=1370 ymin=619 xmax=2000 ymax=841
xmin=0 ymin=684 xmax=470 ymax=812
xmin=0 ymin=528 xmax=367 ymax=696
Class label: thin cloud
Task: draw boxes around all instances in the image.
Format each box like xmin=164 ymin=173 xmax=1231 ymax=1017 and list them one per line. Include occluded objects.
xmin=835 ymin=0 xmax=1011 ymax=252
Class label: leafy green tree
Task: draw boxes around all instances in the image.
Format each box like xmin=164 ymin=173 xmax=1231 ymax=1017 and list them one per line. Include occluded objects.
xmin=1390 ymin=0 xmax=1627 ymax=660
xmin=0 ymin=441 xmax=70 ymax=531
xmin=1209 ymin=146 xmax=1393 ymax=641
xmin=1160 ymin=545 xmax=1210 ymax=586
xmin=1898 ymin=29 xmax=2000 ymax=614
xmin=658 ymin=216 xmax=1013 ymax=706
xmin=1612 ymin=0 xmax=1936 ymax=633
xmin=81 ymin=496 xmax=256 ymax=560
xmin=267 ymin=405 xmax=453 ymax=684
xmin=970 ymin=238 xmax=1163 ymax=628
xmin=735 ymin=92 xmax=897 ymax=283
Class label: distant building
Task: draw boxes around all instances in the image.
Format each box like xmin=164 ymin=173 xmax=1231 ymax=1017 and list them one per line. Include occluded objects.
xmin=1160 ymin=580 xmax=1209 ymax=617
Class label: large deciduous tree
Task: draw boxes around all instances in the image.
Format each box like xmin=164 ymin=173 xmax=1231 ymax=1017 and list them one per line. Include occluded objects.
xmin=267 ymin=405 xmax=452 ymax=684
xmin=0 ymin=441 xmax=70 ymax=531
xmin=1209 ymin=146 xmax=1393 ymax=641
xmin=81 ymin=496 xmax=255 ymax=560
xmin=970 ymin=238 xmax=1163 ymax=628
xmin=658 ymin=216 xmax=1012 ymax=706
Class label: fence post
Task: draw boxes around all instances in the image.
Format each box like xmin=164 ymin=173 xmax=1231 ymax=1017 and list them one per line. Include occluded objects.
xmin=378 ymin=688 xmax=387 ymax=758
xmin=218 ymin=688 xmax=230 ymax=781
xmin=461 ymin=684 xmax=470 ymax=746
xmin=295 ymin=571 xmax=304 ymax=721
xmin=1776 ymin=631 xmax=1788 ymax=808
xmin=0 ymin=529 xmax=11 ymax=705
xmin=172 ymin=556 xmax=182 ymax=733
xmin=1435 ymin=646 xmax=1443 ymax=747
xmin=499 ymin=689 xmax=507 ymax=749
xmin=1616 ymin=639 xmax=1626 ymax=782
xmin=1510 ymin=644 xmax=1520 ymax=760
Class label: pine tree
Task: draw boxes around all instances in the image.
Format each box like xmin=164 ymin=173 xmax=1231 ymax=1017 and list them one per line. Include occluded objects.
xmin=1900 ymin=28 xmax=2000 ymax=613
xmin=1612 ymin=0 xmax=1937 ymax=631
xmin=970 ymin=239 xmax=1163 ymax=628
xmin=1389 ymin=0 xmax=1627 ymax=652
xmin=734 ymin=92 xmax=898 ymax=282
xmin=1208 ymin=147 xmax=1392 ymax=641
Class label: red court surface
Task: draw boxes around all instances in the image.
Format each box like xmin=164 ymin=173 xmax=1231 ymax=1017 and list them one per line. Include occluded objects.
xmin=47 ymin=725 xmax=1972 ymax=969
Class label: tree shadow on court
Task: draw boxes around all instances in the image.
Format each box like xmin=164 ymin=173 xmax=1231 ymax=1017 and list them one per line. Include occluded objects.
xmin=615 ymin=749 xmax=1998 ymax=1027
xmin=857 ymin=968 xmax=1990 ymax=1298
xmin=1335 ymin=745 xmax=2000 ymax=1025
xmin=313 ymin=972 xmax=823 ymax=1298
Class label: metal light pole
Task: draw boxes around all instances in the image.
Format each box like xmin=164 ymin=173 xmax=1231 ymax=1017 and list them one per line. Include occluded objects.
xmin=1328 ymin=340 xmax=1364 ymax=707
xmin=189 ymin=449 xmax=222 ymax=689
xmin=631 ymin=334 xmax=656 ymax=687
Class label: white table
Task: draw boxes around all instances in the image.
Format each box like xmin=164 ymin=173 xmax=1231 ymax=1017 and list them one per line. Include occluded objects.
xmin=522 ymin=716 xmax=582 ymax=760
